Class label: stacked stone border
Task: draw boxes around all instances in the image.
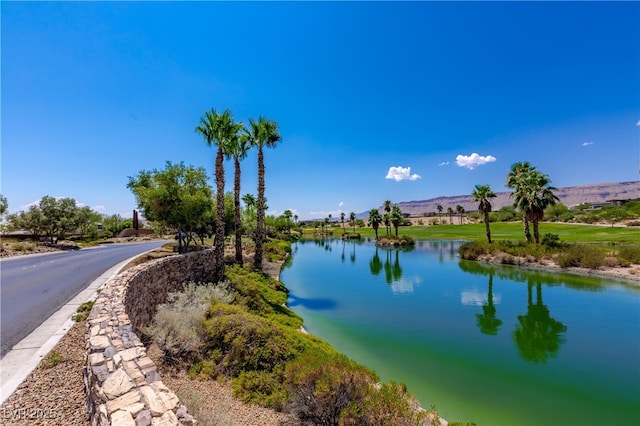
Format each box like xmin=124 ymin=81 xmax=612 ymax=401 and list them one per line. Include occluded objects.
xmin=84 ymin=250 xmax=217 ymax=425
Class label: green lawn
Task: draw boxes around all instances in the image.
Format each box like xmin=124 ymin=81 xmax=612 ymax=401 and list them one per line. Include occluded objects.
xmin=331 ymin=222 xmax=640 ymax=244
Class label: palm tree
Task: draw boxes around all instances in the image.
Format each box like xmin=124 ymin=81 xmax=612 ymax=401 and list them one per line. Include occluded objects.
xmin=472 ymin=184 xmax=497 ymax=243
xmin=196 ymin=108 xmax=242 ymax=282
xmin=436 ymin=204 xmax=443 ymax=224
xmin=456 ymin=205 xmax=464 ymax=224
xmin=447 ymin=207 xmax=454 ymax=224
xmin=246 ymin=116 xmax=281 ymax=270
xmin=507 ymin=162 xmax=535 ymax=243
xmin=369 ymin=209 xmax=382 ymax=239
xmin=349 ymin=211 xmax=356 ymax=233
xmin=340 ymin=212 xmax=345 ymax=232
xmin=516 ymin=171 xmax=559 ymax=244
xmin=391 ymin=205 xmax=403 ymax=237
xmin=383 ymin=200 xmax=392 ymax=235
xmin=224 ymin=131 xmax=250 ymax=264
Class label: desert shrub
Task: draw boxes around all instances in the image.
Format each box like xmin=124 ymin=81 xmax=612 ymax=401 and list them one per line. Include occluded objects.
xmin=225 ymin=265 xmax=303 ymax=329
xmin=458 ymin=240 xmax=490 ymax=259
xmin=232 ymin=370 xmax=289 ymax=409
xmin=343 ymin=381 xmax=427 ymax=426
xmin=263 ymin=238 xmax=291 ymax=262
xmin=200 ymin=303 xmax=305 ymax=378
xmin=617 ymin=245 xmax=640 ymax=265
xmin=556 ymin=245 xmax=605 ymax=269
xmin=285 ymin=350 xmax=377 ymax=425
xmin=604 ymin=256 xmax=620 ymax=268
xmin=541 ymin=233 xmax=563 ymax=248
xmin=145 ymin=282 xmax=234 ymax=363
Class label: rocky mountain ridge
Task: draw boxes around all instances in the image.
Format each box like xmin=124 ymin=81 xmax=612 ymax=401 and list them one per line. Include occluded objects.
xmin=379 ymin=181 xmax=640 ymax=216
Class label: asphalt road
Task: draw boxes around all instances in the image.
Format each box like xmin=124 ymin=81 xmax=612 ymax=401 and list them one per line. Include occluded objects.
xmin=0 ymin=241 xmax=166 ymax=357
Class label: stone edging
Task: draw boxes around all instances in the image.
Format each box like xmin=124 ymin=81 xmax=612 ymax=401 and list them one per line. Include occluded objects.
xmin=84 ymin=250 xmax=217 ymax=425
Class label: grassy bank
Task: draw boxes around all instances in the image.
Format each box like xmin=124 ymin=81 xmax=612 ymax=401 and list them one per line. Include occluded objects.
xmin=325 ymin=222 xmax=640 ymax=244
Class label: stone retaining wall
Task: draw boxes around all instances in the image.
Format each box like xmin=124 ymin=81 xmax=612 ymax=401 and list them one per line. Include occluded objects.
xmin=84 ymin=250 xmax=217 ymax=425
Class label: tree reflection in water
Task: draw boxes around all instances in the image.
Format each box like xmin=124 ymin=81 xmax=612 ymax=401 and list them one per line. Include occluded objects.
xmin=513 ymin=278 xmax=567 ymax=363
xmin=476 ymin=272 xmax=503 ymax=336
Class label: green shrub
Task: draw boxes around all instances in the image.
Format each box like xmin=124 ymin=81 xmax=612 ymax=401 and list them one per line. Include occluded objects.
xmin=556 ymin=245 xmax=605 ymax=269
xmin=232 ymin=370 xmax=288 ymax=410
xmin=541 ymin=233 xmax=563 ymax=248
xmin=72 ymin=300 xmax=95 ymax=322
xmin=285 ymin=350 xmax=376 ymax=425
xmin=459 ymin=240 xmax=491 ymax=259
xmin=263 ymin=238 xmax=291 ymax=262
xmin=617 ymin=245 xmax=640 ymax=265
xmin=348 ymin=381 xmax=427 ymax=426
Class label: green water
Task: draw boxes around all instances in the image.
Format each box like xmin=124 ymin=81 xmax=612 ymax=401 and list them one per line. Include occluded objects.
xmin=280 ymin=239 xmax=640 ymax=426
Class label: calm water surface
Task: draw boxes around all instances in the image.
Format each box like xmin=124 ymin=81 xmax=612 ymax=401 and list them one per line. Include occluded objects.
xmin=280 ymin=239 xmax=640 ymax=426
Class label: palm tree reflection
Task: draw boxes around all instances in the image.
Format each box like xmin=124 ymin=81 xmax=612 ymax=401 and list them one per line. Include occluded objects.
xmin=475 ymin=271 xmax=503 ymax=335
xmin=513 ymin=278 xmax=567 ymax=363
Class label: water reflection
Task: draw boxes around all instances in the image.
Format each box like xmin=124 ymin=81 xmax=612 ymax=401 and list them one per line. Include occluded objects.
xmin=459 ymin=259 xmax=568 ymax=362
xmin=287 ymin=292 xmax=338 ymax=311
xmin=513 ymin=278 xmax=567 ymax=363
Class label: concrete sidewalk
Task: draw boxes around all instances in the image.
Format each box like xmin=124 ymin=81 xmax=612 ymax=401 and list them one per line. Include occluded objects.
xmin=0 ymin=253 xmax=141 ymax=405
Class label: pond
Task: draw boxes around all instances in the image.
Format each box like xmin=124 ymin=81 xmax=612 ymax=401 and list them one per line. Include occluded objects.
xmin=280 ymin=239 xmax=640 ymax=426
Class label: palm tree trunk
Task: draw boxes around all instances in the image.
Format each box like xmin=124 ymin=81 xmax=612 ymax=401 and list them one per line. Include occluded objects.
xmin=233 ymin=157 xmax=243 ymax=265
xmin=484 ymin=213 xmax=492 ymax=243
xmin=523 ymin=215 xmax=532 ymax=243
xmin=533 ymin=218 xmax=540 ymax=244
xmin=214 ymin=146 xmax=226 ymax=282
xmin=254 ymin=147 xmax=265 ymax=270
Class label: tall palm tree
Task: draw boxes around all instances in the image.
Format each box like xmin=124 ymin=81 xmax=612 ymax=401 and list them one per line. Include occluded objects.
xmin=224 ymin=131 xmax=250 ymax=264
xmin=516 ymin=171 xmax=559 ymax=244
xmin=436 ymin=204 xmax=443 ymax=224
xmin=368 ymin=208 xmax=382 ymax=239
xmin=383 ymin=200 xmax=392 ymax=235
xmin=246 ymin=116 xmax=281 ymax=270
xmin=349 ymin=212 xmax=356 ymax=233
xmin=391 ymin=205 xmax=403 ymax=237
xmin=340 ymin=212 xmax=345 ymax=232
xmin=507 ymin=162 xmax=535 ymax=243
xmin=447 ymin=207 xmax=454 ymax=224
xmin=196 ymin=108 xmax=242 ymax=282
xmin=456 ymin=205 xmax=465 ymax=224
xmin=472 ymin=184 xmax=497 ymax=244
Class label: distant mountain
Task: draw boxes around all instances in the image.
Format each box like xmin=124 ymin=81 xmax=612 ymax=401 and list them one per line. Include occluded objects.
xmin=370 ymin=181 xmax=640 ymax=217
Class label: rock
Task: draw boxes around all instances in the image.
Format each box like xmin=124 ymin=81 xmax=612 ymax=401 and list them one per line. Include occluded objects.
xmin=102 ymin=368 xmax=135 ymax=400
xmin=135 ymin=409 xmax=152 ymax=426
xmin=111 ymin=409 xmax=136 ymax=426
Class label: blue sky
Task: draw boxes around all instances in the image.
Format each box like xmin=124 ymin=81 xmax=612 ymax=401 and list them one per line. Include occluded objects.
xmin=2 ymin=1 xmax=639 ymax=220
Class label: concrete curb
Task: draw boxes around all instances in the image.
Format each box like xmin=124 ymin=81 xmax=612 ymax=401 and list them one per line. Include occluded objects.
xmin=0 ymin=248 xmax=157 ymax=405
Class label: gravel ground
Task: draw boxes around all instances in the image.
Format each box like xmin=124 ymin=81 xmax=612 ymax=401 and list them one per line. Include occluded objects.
xmin=0 ymin=320 xmax=89 ymax=426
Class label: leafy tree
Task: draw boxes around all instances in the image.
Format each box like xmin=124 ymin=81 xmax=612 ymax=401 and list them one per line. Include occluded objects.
xmin=127 ymin=161 xmax=213 ymax=254
xmin=102 ymin=214 xmax=131 ymax=238
xmin=39 ymin=196 xmax=79 ymax=243
xmin=0 ymin=194 xmax=7 ymax=216
xmin=472 ymin=185 xmax=497 ymax=243
xmin=225 ymin=131 xmax=251 ymax=264
xmin=76 ymin=206 xmax=101 ymax=238
xmin=544 ymin=203 xmax=572 ymax=222
xmin=368 ymin=209 xmax=382 ymax=239
xmin=246 ymin=116 xmax=281 ymax=270
xmin=196 ymin=108 xmax=243 ymax=281
xmin=7 ymin=206 xmax=44 ymax=237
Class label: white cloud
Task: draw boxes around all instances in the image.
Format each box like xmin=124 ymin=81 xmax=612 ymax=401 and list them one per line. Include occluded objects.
xmin=338 ymin=201 xmax=344 ymax=207
xmin=93 ymin=205 xmax=107 ymax=213
xmin=390 ymin=276 xmax=422 ymax=294
xmin=385 ymin=166 xmax=421 ymax=182
xmin=455 ymin=153 xmax=497 ymax=170
xmin=582 ymin=142 xmax=594 ymax=147
xmin=636 ymin=120 xmax=640 ymax=126
xmin=438 ymin=161 xmax=450 ymax=166
xmin=461 ymin=289 xmax=501 ymax=306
